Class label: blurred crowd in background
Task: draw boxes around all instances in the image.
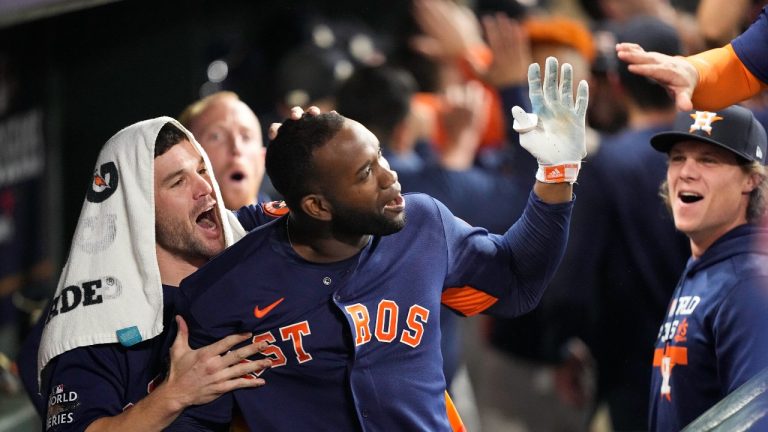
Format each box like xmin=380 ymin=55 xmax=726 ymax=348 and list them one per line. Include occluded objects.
xmin=1 ymin=0 xmax=767 ymax=430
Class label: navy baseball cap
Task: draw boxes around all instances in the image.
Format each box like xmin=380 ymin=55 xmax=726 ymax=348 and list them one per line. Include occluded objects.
xmin=650 ymin=105 xmax=767 ymax=164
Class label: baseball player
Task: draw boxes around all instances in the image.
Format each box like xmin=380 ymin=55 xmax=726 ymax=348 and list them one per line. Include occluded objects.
xmin=647 ymin=105 xmax=768 ymax=431
xmin=616 ymin=5 xmax=768 ymax=112
xmin=170 ymin=56 xmax=588 ymax=431
xmin=179 ymin=91 xmax=270 ymax=209
xmin=26 ymin=118 xmax=289 ymax=431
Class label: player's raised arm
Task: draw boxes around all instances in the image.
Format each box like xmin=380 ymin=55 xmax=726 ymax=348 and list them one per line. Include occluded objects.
xmin=616 ymin=40 xmax=768 ymax=112
xmin=615 ymin=42 xmax=698 ymax=111
xmin=511 ymin=56 xmax=587 ymax=203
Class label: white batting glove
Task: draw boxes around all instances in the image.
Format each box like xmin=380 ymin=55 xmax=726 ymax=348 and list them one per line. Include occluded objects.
xmin=512 ymin=57 xmax=588 ymax=184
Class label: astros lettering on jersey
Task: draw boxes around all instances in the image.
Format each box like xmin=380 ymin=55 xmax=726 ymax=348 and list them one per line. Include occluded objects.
xmin=174 ymin=192 xmax=573 ymax=431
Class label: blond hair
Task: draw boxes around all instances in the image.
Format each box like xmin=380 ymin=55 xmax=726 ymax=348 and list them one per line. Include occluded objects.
xmin=178 ymin=91 xmax=241 ymax=129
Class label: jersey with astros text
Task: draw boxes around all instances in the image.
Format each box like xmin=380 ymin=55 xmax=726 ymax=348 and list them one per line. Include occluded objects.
xmin=173 ymin=191 xmax=573 ymax=431
xmin=648 ymin=225 xmax=768 ymax=431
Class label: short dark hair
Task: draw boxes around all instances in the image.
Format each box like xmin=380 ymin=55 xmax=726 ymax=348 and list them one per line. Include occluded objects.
xmin=617 ymin=16 xmax=682 ymax=110
xmin=265 ymin=112 xmax=345 ymax=210
xmin=336 ymin=65 xmax=416 ymax=144
xmin=154 ymin=122 xmax=188 ymax=158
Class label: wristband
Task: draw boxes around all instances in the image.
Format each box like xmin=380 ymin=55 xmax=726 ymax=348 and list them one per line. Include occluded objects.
xmin=536 ymin=162 xmax=581 ymax=183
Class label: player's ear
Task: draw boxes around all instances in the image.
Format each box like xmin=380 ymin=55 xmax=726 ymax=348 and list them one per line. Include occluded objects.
xmin=740 ymin=171 xmax=761 ymax=196
xmin=300 ymin=194 xmax=332 ymax=222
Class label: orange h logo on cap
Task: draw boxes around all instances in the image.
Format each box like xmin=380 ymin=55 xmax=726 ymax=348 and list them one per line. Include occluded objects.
xmin=689 ymin=111 xmax=723 ymax=135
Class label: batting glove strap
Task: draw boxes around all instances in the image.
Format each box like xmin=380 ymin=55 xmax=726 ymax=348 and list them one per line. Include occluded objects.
xmin=535 ymin=162 xmax=581 ymax=184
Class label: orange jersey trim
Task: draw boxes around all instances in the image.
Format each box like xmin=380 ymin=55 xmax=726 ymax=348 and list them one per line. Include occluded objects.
xmin=441 ymin=286 xmax=499 ymax=317
xmin=688 ymin=44 xmax=768 ymax=111
xmin=445 ymin=391 xmax=467 ymax=432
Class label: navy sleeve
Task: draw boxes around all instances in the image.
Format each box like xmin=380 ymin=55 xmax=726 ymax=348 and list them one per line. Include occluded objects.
xmin=731 ymin=6 xmax=768 ymax=84
xmin=41 ymin=346 xmax=128 ymax=431
xmin=42 ymin=336 xmax=234 ymax=431
xmin=234 ymin=201 xmax=288 ymax=232
xmin=714 ymin=275 xmax=768 ymax=393
xmin=440 ymin=189 xmax=573 ymax=317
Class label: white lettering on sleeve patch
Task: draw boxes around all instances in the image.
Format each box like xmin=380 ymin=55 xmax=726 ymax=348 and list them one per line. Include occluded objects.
xmin=46 ymin=384 xmax=79 ymax=430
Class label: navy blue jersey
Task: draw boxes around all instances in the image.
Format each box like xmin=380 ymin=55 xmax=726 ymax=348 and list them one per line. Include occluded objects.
xmin=29 ymin=204 xmax=282 ymax=431
xmin=175 ymin=192 xmax=573 ymax=431
xmin=41 ymin=285 xmax=178 ymax=431
xmin=649 ymin=225 xmax=768 ymax=431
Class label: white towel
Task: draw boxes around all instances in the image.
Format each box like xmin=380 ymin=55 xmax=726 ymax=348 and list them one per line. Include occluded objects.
xmin=37 ymin=116 xmax=245 ymax=381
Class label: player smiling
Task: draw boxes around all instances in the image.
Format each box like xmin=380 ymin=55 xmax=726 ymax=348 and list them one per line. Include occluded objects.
xmin=171 ymin=57 xmax=589 ymax=431
xmin=648 ymin=105 xmax=768 ymax=431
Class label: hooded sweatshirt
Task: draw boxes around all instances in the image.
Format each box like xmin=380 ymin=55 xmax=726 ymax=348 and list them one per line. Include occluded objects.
xmin=648 ymin=224 xmax=768 ymax=431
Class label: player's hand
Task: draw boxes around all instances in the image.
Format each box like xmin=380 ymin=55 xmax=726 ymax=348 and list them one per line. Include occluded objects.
xmin=163 ymin=315 xmax=272 ymax=409
xmin=411 ymin=0 xmax=484 ymax=61
xmin=615 ymin=42 xmax=698 ymax=111
xmin=268 ymin=105 xmax=322 ymax=140
xmin=479 ymin=13 xmax=530 ymax=88
xmin=512 ymin=57 xmax=588 ymax=184
xmin=439 ymin=80 xmax=489 ymax=170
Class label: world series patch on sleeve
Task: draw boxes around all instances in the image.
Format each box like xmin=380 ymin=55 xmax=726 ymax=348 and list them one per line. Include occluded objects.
xmin=46 ymin=384 xmax=78 ymax=429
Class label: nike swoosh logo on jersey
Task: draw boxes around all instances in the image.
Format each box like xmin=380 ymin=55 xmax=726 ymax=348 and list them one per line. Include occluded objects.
xmin=253 ymin=297 xmax=285 ymax=319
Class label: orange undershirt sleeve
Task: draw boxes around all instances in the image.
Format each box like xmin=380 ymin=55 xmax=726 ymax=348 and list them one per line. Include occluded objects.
xmin=441 ymin=285 xmax=499 ymax=316
xmin=687 ymin=44 xmax=768 ymax=111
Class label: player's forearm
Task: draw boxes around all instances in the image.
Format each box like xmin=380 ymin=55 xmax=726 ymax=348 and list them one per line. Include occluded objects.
xmin=689 ymin=44 xmax=766 ymax=110
xmin=84 ymin=384 xmax=185 ymax=432
xmin=533 ymin=181 xmax=572 ymax=204
xmin=496 ymin=190 xmax=573 ymax=315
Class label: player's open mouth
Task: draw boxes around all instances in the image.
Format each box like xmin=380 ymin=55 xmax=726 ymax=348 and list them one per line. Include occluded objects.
xmin=196 ymin=206 xmax=219 ymax=231
xmin=384 ymin=194 xmax=405 ymax=212
xmin=230 ymin=171 xmax=246 ymax=182
xmin=678 ymin=191 xmax=703 ymax=204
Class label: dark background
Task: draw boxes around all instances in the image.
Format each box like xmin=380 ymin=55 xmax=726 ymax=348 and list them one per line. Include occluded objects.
xmin=0 ymin=0 xmax=412 ymax=263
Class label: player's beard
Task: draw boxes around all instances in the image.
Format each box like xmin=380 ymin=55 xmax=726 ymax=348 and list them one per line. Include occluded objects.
xmin=329 ymin=199 xmax=406 ymax=237
xmin=155 ymin=212 xmax=222 ymax=262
